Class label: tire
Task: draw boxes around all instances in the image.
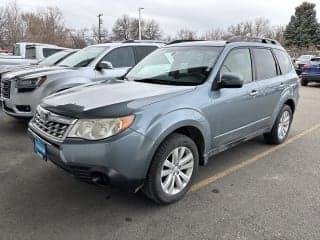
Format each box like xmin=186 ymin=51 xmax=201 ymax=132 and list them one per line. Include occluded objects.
xmin=143 ymin=133 xmax=199 ymax=204
xmin=301 ymin=79 xmax=308 ymax=86
xmin=264 ymin=105 xmax=293 ymax=145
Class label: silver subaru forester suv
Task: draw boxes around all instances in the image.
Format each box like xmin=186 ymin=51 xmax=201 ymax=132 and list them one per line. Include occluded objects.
xmin=28 ymin=37 xmax=299 ymax=204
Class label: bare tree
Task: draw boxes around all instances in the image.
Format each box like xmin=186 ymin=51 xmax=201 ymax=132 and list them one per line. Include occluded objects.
xmin=143 ymin=19 xmax=162 ymax=40
xmin=1 ymin=1 xmax=25 ymax=48
xmin=202 ymin=28 xmax=227 ymax=40
xmin=176 ymin=29 xmax=197 ymax=40
xmin=92 ymin=26 xmax=109 ymax=43
xmin=129 ymin=18 xmax=142 ymax=40
xmin=68 ymin=28 xmax=88 ymax=48
xmin=22 ymin=7 xmax=69 ymax=46
xmin=112 ymin=15 xmax=131 ymax=41
xmin=228 ymin=17 xmax=272 ymax=38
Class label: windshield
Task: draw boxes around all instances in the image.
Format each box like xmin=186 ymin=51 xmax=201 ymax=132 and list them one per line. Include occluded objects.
xmin=39 ymin=50 xmax=75 ymax=66
xmin=298 ymin=55 xmax=313 ymax=61
xmin=58 ymin=46 xmax=108 ymax=67
xmin=127 ymin=46 xmax=223 ymax=85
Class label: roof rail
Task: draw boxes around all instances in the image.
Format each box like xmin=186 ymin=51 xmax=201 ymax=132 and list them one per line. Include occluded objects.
xmin=166 ymin=39 xmax=205 ymax=45
xmin=227 ymin=36 xmax=280 ymax=45
xmin=122 ymin=40 xmax=166 ymax=44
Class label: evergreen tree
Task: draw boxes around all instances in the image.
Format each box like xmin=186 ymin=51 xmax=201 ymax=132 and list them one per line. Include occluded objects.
xmin=284 ymin=2 xmax=320 ymax=48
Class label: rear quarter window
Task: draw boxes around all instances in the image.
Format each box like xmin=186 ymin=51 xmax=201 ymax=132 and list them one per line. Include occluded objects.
xmin=273 ymin=49 xmax=293 ymax=74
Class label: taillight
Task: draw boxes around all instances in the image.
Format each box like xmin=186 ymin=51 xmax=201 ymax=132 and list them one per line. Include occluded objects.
xmin=303 ymin=65 xmax=310 ymax=70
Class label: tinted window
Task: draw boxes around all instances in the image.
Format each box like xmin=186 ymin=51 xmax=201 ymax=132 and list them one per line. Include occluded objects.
xmin=103 ymin=47 xmax=135 ymax=68
xmin=43 ymin=48 xmax=62 ymax=57
xmin=254 ymin=48 xmax=277 ymax=80
xmin=221 ymin=48 xmax=252 ymax=84
xmin=134 ymin=46 xmax=158 ymax=62
xmin=25 ymin=47 xmax=36 ymax=59
xmin=274 ymin=49 xmax=293 ymax=74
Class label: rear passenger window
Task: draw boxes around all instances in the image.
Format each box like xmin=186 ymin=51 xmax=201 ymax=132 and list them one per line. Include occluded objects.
xmin=221 ymin=48 xmax=252 ymax=84
xmin=253 ymin=48 xmax=277 ymax=80
xmin=134 ymin=46 xmax=158 ymax=63
xmin=273 ymin=49 xmax=293 ymax=74
xmin=103 ymin=47 xmax=135 ymax=68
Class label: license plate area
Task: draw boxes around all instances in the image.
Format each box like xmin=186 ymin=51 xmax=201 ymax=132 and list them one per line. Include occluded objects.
xmin=34 ymin=138 xmax=47 ymax=161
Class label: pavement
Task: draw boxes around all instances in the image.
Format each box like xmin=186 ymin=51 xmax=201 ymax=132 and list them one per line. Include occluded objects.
xmin=0 ymin=84 xmax=320 ymax=240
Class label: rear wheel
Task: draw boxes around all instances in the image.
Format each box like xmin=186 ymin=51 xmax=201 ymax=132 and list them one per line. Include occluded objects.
xmin=264 ymin=105 xmax=292 ymax=145
xmin=143 ymin=133 xmax=199 ymax=204
xmin=301 ymin=79 xmax=308 ymax=86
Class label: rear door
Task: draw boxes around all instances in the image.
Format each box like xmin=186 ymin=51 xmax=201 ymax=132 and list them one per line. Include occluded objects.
xmin=253 ymin=48 xmax=285 ymax=127
xmin=95 ymin=46 xmax=135 ymax=80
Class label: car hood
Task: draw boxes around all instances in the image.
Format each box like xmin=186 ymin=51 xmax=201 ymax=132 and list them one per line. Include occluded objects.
xmin=0 ymin=64 xmax=38 ymax=74
xmin=2 ymin=66 xmax=74 ymax=80
xmin=42 ymin=80 xmax=196 ymax=118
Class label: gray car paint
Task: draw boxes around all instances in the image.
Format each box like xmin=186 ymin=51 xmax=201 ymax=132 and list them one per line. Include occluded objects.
xmin=1 ymin=43 xmax=161 ymax=117
xmin=28 ymin=41 xmax=299 ymax=192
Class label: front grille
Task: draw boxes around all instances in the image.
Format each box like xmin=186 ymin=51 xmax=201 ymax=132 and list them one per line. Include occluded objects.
xmin=1 ymin=79 xmax=11 ymax=99
xmin=31 ymin=106 xmax=76 ymax=142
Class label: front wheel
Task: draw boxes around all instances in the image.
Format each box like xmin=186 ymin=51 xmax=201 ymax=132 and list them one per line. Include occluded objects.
xmin=264 ymin=105 xmax=293 ymax=145
xmin=143 ymin=133 xmax=199 ymax=204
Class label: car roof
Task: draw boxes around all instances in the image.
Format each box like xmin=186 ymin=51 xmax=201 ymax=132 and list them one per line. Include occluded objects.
xmin=90 ymin=42 xmax=163 ymax=48
xmin=165 ymin=40 xmax=285 ymax=50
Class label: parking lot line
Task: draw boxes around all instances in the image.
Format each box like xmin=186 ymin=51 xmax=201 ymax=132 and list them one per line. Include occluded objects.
xmin=190 ymin=123 xmax=320 ymax=192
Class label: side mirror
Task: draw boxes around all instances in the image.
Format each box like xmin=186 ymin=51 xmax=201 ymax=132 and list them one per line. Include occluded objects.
xmin=96 ymin=61 xmax=113 ymax=71
xmin=220 ymin=73 xmax=244 ymax=88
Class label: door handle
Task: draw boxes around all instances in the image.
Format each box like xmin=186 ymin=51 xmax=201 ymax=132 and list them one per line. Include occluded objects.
xmin=249 ymin=90 xmax=258 ymax=96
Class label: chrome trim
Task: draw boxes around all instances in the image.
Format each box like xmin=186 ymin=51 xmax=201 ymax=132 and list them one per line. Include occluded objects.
xmin=29 ymin=106 xmax=77 ymax=143
xmin=214 ymin=117 xmax=270 ymax=139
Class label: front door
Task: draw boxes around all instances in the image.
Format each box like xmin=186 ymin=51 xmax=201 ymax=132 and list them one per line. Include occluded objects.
xmin=209 ymin=48 xmax=261 ymax=148
xmin=95 ymin=46 xmax=135 ymax=81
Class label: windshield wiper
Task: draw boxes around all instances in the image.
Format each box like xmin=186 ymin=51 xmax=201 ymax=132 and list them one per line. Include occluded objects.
xmin=116 ymin=75 xmax=129 ymax=81
xmin=134 ymin=78 xmax=198 ymax=86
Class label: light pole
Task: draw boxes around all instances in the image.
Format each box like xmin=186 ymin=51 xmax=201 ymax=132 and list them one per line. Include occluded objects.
xmin=138 ymin=7 xmax=144 ymax=40
xmin=97 ymin=13 xmax=103 ymax=43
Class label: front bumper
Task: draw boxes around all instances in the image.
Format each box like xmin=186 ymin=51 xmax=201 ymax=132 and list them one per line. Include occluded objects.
xmin=1 ymin=80 xmax=37 ymax=118
xmin=28 ymin=126 xmax=154 ymax=192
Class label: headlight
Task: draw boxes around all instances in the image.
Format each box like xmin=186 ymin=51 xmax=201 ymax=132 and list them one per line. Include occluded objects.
xmin=16 ymin=76 xmax=47 ymax=89
xmin=68 ymin=115 xmax=135 ymax=140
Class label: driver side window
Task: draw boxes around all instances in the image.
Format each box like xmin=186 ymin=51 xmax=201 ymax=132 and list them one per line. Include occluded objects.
xmin=102 ymin=47 xmax=135 ymax=68
xmin=221 ymin=48 xmax=252 ymax=84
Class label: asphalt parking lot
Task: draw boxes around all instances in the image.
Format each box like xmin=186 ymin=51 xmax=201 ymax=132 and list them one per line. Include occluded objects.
xmin=0 ymin=85 xmax=320 ymax=240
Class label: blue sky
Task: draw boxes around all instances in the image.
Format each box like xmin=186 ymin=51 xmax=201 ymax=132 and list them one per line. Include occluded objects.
xmin=3 ymin=0 xmax=320 ymax=36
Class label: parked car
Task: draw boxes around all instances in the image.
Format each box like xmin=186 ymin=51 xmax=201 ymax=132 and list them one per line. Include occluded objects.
xmin=301 ymin=57 xmax=320 ymax=86
xmin=1 ymin=41 xmax=161 ymax=118
xmin=0 ymin=49 xmax=78 ymax=77
xmin=0 ymin=49 xmax=78 ymax=100
xmin=28 ymin=37 xmax=299 ymax=204
xmin=294 ymin=55 xmax=315 ymax=75
xmin=0 ymin=43 xmax=66 ymax=67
